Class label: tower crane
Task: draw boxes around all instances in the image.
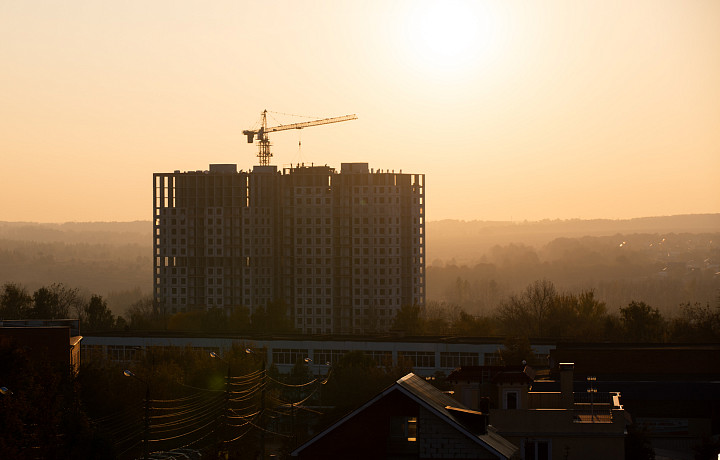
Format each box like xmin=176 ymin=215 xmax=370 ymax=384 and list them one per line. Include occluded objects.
xmin=243 ymin=110 xmax=357 ymax=166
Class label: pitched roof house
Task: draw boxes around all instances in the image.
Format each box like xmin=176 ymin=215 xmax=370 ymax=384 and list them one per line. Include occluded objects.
xmin=291 ymin=373 xmax=517 ymax=459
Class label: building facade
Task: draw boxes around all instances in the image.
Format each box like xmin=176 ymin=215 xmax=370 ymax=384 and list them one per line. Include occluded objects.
xmin=82 ymin=334 xmax=556 ymax=377
xmin=153 ymin=163 xmax=425 ymax=334
xmin=448 ymin=363 xmax=629 ymax=460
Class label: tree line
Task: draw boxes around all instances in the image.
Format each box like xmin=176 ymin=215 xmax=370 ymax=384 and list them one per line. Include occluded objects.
xmin=0 ymin=282 xmax=295 ymax=335
xmin=393 ymin=279 xmax=720 ymax=343
xmin=2 ymin=279 xmax=718 ymax=342
xmin=0 ymin=282 xmax=118 ymax=331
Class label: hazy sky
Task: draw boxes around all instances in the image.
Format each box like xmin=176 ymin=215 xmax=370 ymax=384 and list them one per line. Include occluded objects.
xmin=2 ymin=1 xmax=719 ymax=223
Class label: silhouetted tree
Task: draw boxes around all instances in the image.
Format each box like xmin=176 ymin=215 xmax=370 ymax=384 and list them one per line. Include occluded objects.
xmin=499 ymin=336 xmax=537 ymax=366
xmin=227 ymin=306 xmax=251 ymax=331
xmin=83 ymin=295 xmax=115 ymax=331
xmin=31 ymin=286 xmax=60 ymax=318
xmin=545 ymin=290 xmax=608 ymax=340
xmin=670 ymin=302 xmax=720 ymax=342
xmin=53 ymin=283 xmax=84 ymax=319
xmin=167 ymin=309 xmax=206 ymax=331
xmin=126 ymin=295 xmax=167 ymax=330
xmin=497 ymin=279 xmax=557 ymax=337
xmin=251 ymin=298 xmax=294 ymax=334
xmin=27 ymin=283 xmax=83 ymax=319
xmin=0 ymin=282 xmax=32 ymax=319
xmin=391 ymin=304 xmax=424 ymax=335
xmin=572 ymin=290 xmax=608 ymax=337
xmin=450 ymin=310 xmax=498 ymax=336
xmin=423 ymin=302 xmax=450 ymax=335
xmin=323 ymin=351 xmax=408 ymax=414
xmin=620 ymin=301 xmax=666 ymax=342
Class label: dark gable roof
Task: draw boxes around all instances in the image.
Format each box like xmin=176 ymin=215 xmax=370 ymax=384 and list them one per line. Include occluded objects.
xmin=491 ymin=367 xmax=534 ymax=385
xmin=396 ymin=374 xmax=462 ymax=419
xmin=291 ymin=373 xmax=517 ymax=459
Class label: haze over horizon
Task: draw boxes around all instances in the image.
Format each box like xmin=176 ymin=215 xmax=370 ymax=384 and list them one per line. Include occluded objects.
xmin=2 ymin=1 xmax=719 ymax=223
xmin=2 ymin=213 xmax=719 ymax=227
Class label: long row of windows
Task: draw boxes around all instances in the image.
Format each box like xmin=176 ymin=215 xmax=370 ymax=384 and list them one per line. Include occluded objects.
xmin=85 ymin=343 xmax=521 ymax=372
xmin=399 ymin=351 xmax=435 ymax=368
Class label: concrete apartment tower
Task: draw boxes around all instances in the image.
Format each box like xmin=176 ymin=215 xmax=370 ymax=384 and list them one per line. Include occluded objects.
xmin=153 ymin=163 xmax=425 ymax=334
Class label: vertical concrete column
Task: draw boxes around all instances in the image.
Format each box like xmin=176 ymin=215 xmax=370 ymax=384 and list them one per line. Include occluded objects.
xmin=559 ymin=362 xmax=575 ymax=409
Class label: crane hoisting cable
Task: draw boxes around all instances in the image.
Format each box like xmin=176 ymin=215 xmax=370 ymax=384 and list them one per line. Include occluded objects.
xmin=243 ymin=109 xmax=357 ymax=166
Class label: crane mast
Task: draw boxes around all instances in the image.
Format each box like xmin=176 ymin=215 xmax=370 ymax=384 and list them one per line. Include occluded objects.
xmin=243 ymin=110 xmax=357 ymax=166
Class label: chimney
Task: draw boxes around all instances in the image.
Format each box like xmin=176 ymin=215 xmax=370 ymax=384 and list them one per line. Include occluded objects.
xmin=559 ymin=362 xmax=574 ymax=409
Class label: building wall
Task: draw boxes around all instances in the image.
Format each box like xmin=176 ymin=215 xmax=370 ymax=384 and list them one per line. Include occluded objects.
xmin=489 ymin=408 xmax=626 ymax=460
xmin=153 ymin=163 xmax=425 ymax=335
xmin=418 ymin=407 xmax=497 ymax=459
xmin=294 ymin=389 xmax=419 ymax=460
xmin=0 ymin=326 xmax=80 ymax=374
xmin=82 ymin=335 xmax=555 ymax=377
xmin=282 ymin=165 xmax=337 ymax=333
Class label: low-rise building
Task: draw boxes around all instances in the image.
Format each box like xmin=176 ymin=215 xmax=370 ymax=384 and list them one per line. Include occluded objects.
xmin=549 ymin=343 xmax=720 ymax=458
xmin=449 ymin=363 xmax=629 ymax=460
xmin=0 ymin=319 xmax=82 ymax=375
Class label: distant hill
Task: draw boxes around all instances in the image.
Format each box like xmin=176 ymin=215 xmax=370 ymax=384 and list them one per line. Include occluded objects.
xmin=0 ymin=221 xmax=152 ymax=314
xmin=2 ymin=214 xmax=717 ymax=252
xmin=426 ymin=214 xmax=720 ymax=265
xmin=0 ymin=221 xmax=151 ymax=246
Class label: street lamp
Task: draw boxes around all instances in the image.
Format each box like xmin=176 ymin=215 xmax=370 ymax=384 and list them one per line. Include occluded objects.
xmin=0 ymin=386 xmax=11 ymax=395
xmin=124 ymin=369 xmax=150 ymax=460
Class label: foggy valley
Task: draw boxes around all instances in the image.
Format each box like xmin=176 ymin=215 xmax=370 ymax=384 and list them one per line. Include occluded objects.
xmin=1 ymin=214 xmax=717 ymax=319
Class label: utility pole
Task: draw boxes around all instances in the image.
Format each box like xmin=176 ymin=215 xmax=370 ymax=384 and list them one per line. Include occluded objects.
xmin=245 ymin=348 xmax=267 ymax=459
xmin=144 ymin=383 xmax=150 ymax=460
xmin=260 ymin=358 xmax=266 ymax=460
xmin=210 ymin=351 xmax=231 ymax=452
xmin=124 ymin=370 xmax=150 ymax=460
xmin=291 ymin=400 xmax=297 ymax=449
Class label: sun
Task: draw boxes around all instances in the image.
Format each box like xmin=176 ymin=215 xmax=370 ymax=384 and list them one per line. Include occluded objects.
xmin=396 ymin=0 xmax=500 ymax=78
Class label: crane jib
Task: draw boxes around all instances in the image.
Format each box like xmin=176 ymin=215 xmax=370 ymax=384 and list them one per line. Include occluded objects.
xmin=243 ymin=111 xmax=357 ymax=166
xmin=266 ymin=115 xmax=357 ymax=133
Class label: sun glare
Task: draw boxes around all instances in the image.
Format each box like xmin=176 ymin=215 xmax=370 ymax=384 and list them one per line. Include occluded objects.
xmin=397 ymin=1 xmax=500 ymax=78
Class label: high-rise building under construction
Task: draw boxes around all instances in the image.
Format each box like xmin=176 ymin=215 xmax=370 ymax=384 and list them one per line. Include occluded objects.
xmin=153 ymin=163 xmax=424 ymax=334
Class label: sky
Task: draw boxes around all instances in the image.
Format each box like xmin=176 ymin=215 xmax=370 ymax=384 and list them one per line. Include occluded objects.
xmin=2 ymin=0 xmax=719 ymax=223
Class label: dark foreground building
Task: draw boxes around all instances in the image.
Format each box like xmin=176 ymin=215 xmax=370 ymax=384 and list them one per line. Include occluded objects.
xmin=0 ymin=319 xmax=82 ymax=375
xmin=291 ymin=373 xmax=517 ymax=459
